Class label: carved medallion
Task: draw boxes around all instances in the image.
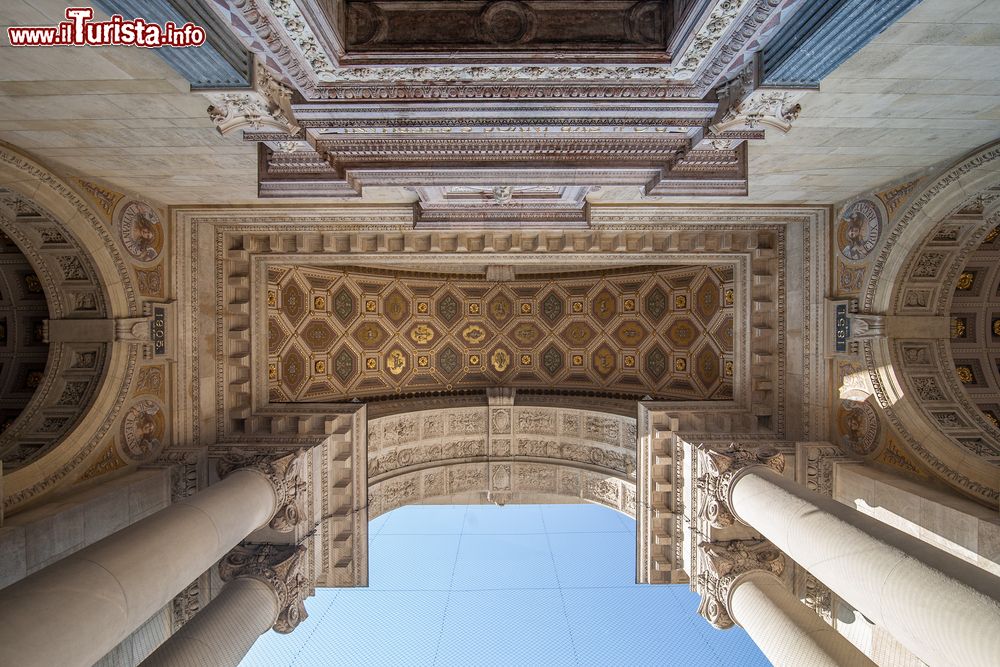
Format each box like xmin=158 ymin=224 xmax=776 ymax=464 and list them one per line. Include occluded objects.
xmin=120 ymin=398 xmax=165 ymax=462
xmin=837 ymin=400 xmax=880 ymax=455
xmin=117 ymin=201 xmax=163 ymax=263
xmin=837 ymin=198 xmax=884 ymax=261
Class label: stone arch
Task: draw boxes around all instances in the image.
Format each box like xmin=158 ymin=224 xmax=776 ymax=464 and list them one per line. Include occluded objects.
xmin=366 ymin=405 xmax=638 ymax=519
xmin=0 ymin=143 xmax=140 ymax=515
xmin=862 ymin=139 xmax=1000 ymax=507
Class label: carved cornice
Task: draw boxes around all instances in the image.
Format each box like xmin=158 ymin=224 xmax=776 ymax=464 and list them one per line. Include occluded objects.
xmin=217 ymin=449 xmax=307 ymax=532
xmin=696 ymin=443 xmax=785 ymax=528
xmin=219 ymin=543 xmax=309 ymax=633
xmin=218 ymin=0 xmax=777 ymax=98
xmin=695 ymin=539 xmax=785 ymax=629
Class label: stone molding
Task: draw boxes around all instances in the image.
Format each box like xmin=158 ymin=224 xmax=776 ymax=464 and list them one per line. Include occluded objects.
xmin=696 ymin=443 xmax=785 ymax=528
xmin=695 ymin=539 xmax=785 ymax=629
xmin=858 ymin=140 xmax=1000 ymax=506
xmin=219 ymin=543 xmax=309 ymax=634
xmin=217 ymin=449 xmax=307 ymax=532
xmin=214 ymin=0 xmax=785 ymax=98
xmin=0 ymin=145 xmax=141 ymax=515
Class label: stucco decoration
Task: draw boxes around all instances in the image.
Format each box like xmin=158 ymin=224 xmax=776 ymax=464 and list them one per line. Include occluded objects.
xmin=119 ymin=398 xmax=166 ymax=463
xmin=836 ymin=399 xmax=879 ymax=456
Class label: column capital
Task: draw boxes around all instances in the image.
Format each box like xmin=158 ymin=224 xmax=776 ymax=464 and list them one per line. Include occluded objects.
xmin=220 ymin=543 xmax=310 ymax=634
xmin=696 ymin=443 xmax=785 ymax=529
xmin=695 ymin=540 xmax=786 ymax=630
xmin=217 ymin=450 xmax=307 ymax=532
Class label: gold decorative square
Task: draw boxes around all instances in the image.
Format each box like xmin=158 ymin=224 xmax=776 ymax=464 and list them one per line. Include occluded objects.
xmin=417 ymin=355 xmax=430 ymax=368
xmin=724 ymin=360 xmax=734 ymax=377
xmin=520 ymin=354 xmax=532 ymax=365
xmin=520 ymin=303 xmax=532 ymax=314
xmin=572 ymin=302 xmax=584 ymax=313
xmin=572 ymin=354 xmax=584 ymax=366
xmin=416 ymin=301 xmax=429 ymax=314
xmin=365 ymin=357 xmax=378 ymax=370
xmin=956 ymin=365 xmax=975 ymax=384
xmin=313 ymin=295 xmax=326 ymax=310
xmin=675 ymin=358 xmax=687 ymax=371
xmin=267 ymin=290 xmax=277 ymax=307
xmin=724 ymin=289 xmax=734 ymax=306
xmin=957 ymin=272 xmax=975 ymax=290
xmin=268 ymin=362 xmax=278 ymax=380
xmin=993 ymin=319 xmax=1000 ymax=337
xmin=469 ymin=303 xmax=481 ymax=315
xmin=623 ymin=298 xmax=635 ymax=312
xmin=469 ymin=354 xmax=481 ymax=366
xmin=624 ymin=355 xmax=636 ymax=368
xmin=314 ymin=360 xmax=326 ymax=374
xmin=365 ymin=299 xmax=377 ymax=313
xmin=675 ymin=295 xmax=687 ymax=309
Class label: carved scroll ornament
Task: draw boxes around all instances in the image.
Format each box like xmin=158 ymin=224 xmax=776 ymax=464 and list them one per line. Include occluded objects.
xmin=696 ymin=443 xmax=785 ymax=528
xmin=217 ymin=449 xmax=307 ymax=532
xmin=219 ymin=543 xmax=309 ymax=633
xmin=696 ymin=539 xmax=785 ymax=629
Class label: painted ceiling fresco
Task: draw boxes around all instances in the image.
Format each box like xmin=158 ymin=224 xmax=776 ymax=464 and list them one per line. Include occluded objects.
xmin=266 ymin=264 xmax=736 ymax=403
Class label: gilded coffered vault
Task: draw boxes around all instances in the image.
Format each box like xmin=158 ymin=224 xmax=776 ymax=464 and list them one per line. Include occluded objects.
xmin=266 ymin=264 xmax=736 ymax=404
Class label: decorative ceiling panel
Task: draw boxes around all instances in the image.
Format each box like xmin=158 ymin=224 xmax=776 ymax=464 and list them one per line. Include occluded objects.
xmin=266 ymin=264 xmax=736 ymax=403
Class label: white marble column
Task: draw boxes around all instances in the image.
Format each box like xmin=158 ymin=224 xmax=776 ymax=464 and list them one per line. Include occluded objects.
xmin=699 ymin=445 xmax=1000 ymax=667
xmin=0 ymin=452 xmax=305 ymax=667
xmin=696 ymin=540 xmax=876 ymax=667
xmin=140 ymin=543 xmax=307 ymax=667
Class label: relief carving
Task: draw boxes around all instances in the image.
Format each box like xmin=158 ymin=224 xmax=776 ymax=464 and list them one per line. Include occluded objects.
xmin=217 ymin=450 xmax=307 ymax=532
xmin=219 ymin=543 xmax=309 ymax=634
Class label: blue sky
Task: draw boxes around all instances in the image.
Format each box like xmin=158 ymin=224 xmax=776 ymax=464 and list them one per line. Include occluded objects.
xmin=242 ymin=503 xmax=769 ymax=666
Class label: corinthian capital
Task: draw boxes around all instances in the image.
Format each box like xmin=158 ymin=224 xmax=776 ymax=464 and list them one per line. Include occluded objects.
xmin=696 ymin=443 xmax=785 ymax=528
xmin=220 ymin=543 xmax=309 ymax=633
xmin=217 ymin=449 xmax=307 ymax=532
xmin=696 ymin=540 xmax=785 ymax=629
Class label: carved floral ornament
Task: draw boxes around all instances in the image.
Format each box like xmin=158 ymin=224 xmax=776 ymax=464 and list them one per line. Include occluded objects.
xmin=696 ymin=539 xmax=785 ymax=629
xmin=217 ymin=449 xmax=307 ymax=532
xmin=220 ymin=543 xmax=309 ymax=633
xmin=696 ymin=443 xmax=785 ymax=529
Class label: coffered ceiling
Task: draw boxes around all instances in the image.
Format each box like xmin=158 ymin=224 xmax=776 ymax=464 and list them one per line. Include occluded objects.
xmin=266 ymin=264 xmax=736 ymax=404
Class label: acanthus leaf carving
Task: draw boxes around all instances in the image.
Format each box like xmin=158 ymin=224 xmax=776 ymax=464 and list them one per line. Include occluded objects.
xmin=219 ymin=543 xmax=309 ymax=634
xmin=695 ymin=539 xmax=785 ymax=630
xmin=217 ymin=449 xmax=307 ymax=532
xmin=696 ymin=443 xmax=785 ymax=529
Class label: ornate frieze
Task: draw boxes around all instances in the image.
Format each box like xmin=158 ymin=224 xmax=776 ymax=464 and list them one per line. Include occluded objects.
xmin=696 ymin=443 xmax=785 ymax=528
xmin=695 ymin=539 xmax=785 ymax=629
xmin=219 ymin=543 xmax=310 ymax=633
xmin=217 ymin=449 xmax=307 ymax=532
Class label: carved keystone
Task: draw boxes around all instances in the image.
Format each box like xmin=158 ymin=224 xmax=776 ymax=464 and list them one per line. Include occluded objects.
xmin=217 ymin=449 xmax=307 ymax=532
xmin=696 ymin=443 xmax=785 ymax=528
xmin=696 ymin=539 xmax=785 ymax=629
xmin=220 ymin=543 xmax=309 ymax=634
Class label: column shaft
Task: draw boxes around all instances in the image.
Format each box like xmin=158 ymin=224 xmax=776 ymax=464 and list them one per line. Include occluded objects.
xmin=141 ymin=577 xmax=280 ymax=667
xmin=0 ymin=469 xmax=277 ymax=667
xmin=729 ymin=572 xmax=875 ymax=667
xmin=731 ymin=466 xmax=1000 ymax=667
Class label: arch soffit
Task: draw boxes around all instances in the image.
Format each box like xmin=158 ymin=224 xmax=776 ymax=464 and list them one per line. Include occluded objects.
xmin=0 ymin=143 xmax=141 ymax=515
xmin=367 ymin=405 xmax=639 ymax=519
xmin=862 ymin=140 xmax=1000 ymax=507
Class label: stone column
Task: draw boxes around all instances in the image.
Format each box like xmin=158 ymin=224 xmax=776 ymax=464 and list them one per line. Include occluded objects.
xmin=696 ymin=540 xmax=876 ymax=667
xmin=0 ymin=451 xmax=305 ymax=667
xmin=141 ymin=544 xmax=308 ymax=667
xmin=698 ymin=445 xmax=1000 ymax=667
